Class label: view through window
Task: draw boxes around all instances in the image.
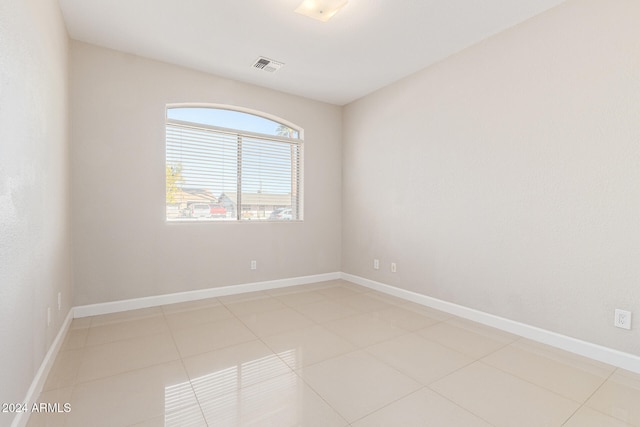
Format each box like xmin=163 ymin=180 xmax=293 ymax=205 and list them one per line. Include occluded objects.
xmin=166 ymin=107 xmax=303 ymax=221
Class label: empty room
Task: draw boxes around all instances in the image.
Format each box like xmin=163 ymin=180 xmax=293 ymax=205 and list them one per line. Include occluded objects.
xmin=1 ymin=0 xmax=639 ymax=426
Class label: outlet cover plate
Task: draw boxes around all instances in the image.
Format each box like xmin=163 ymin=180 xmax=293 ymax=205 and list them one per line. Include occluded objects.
xmin=614 ymin=309 xmax=632 ymax=330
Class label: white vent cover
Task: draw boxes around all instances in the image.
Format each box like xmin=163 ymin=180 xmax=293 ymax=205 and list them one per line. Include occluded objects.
xmin=252 ymin=57 xmax=284 ymax=73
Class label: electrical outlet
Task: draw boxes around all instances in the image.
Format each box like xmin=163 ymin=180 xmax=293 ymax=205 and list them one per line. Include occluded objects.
xmin=614 ymin=309 xmax=632 ymax=330
xmin=58 ymin=292 xmax=62 ymax=311
xmin=373 ymin=259 xmax=379 ymax=270
xmin=250 ymin=260 xmax=257 ymax=270
xmin=391 ymin=262 xmax=397 ymax=273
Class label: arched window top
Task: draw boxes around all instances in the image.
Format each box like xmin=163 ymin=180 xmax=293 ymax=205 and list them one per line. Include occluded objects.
xmin=167 ymin=105 xmax=301 ymax=139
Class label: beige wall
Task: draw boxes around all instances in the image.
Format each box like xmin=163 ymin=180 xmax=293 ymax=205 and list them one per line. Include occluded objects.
xmin=70 ymin=42 xmax=342 ymax=305
xmin=343 ymin=0 xmax=640 ymax=356
xmin=0 ymin=0 xmax=72 ymax=421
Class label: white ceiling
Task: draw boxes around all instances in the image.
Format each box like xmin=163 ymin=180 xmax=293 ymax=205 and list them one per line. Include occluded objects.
xmin=58 ymin=0 xmax=565 ymax=105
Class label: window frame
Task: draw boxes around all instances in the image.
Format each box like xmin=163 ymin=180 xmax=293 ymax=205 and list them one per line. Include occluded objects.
xmin=165 ymin=104 xmax=304 ymax=223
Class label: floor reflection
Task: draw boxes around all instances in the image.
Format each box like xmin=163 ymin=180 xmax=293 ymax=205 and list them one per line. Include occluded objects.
xmin=165 ymin=349 xmax=298 ymax=425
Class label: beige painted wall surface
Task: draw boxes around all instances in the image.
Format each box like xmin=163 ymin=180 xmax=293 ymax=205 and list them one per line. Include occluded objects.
xmin=70 ymin=42 xmax=342 ymax=305
xmin=0 ymin=0 xmax=72 ymax=422
xmin=343 ymin=0 xmax=640 ymax=355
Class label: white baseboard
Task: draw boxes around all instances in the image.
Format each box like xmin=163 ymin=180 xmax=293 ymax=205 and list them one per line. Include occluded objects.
xmin=12 ymin=309 xmax=74 ymax=427
xmin=341 ymin=273 xmax=640 ymax=374
xmin=68 ymin=270 xmax=639 ymax=374
xmin=73 ymin=272 xmax=341 ymax=318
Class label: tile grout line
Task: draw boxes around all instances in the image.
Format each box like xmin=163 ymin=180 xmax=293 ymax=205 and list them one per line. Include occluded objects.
xmin=414 ymin=324 xmax=521 ymax=424
xmin=278 ymin=284 xmax=444 ymax=424
xmin=424 ymin=384 xmax=499 ymax=427
xmin=474 ymin=359 xmax=587 ymax=404
xmin=215 ymin=284 xmax=351 ymax=425
xmin=38 ymin=313 xmax=182 ymax=425
xmin=559 ymin=367 xmax=621 ymax=426
xmin=410 ymin=320 xmax=515 ymax=362
xmin=263 ymin=282 xmax=405 ymax=426
xmin=352 ymin=336 xmax=481 ymax=423
xmin=346 ymin=386 xmax=429 ymax=426
xmin=476 ymin=344 xmax=618 ymax=411
xmin=71 ymin=309 xmax=205 ymax=424
xmin=160 ymin=302 xmax=211 ymax=427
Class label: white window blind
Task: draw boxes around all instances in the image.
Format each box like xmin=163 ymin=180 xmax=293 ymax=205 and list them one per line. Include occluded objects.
xmin=166 ymin=117 xmax=303 ymax=221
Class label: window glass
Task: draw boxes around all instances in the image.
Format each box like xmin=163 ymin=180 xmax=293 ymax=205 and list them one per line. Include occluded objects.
xmin=166 ymin=106 xmax=303 ymax=222
xmin=167 ymin=107 xmax=299 ymax=139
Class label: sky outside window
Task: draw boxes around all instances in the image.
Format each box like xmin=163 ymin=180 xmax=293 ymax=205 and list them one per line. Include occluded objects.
xmin=167 ymin=107 xmax=299 ymax=139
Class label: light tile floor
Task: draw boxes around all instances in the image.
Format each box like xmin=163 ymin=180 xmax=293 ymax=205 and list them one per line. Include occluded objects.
xmin=27 ymin=280 xmax=639 ymax=426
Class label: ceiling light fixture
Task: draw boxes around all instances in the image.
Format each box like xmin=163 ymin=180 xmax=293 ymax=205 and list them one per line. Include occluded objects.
xmin=295 ymin=0 xmax=348 ymax=22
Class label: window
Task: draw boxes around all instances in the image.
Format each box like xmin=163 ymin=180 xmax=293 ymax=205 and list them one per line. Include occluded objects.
xmin=165 ymin=106 xmax=303 ymax=221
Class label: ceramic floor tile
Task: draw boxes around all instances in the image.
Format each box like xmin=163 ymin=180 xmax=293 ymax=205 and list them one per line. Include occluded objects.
xmin=76 ymin=332 xmax=180 ymax=383
xmin=157 ymin=405 xmax=208 ymax=427
xmin=564 ymin=406 xmax=634 ymax=427
xmin=352 ymin=387 xmax=492 ymax=427
xmin=198 ymin=372 xmax=348 ymax=427
xmin=339 ymin=293 xmax=394 ymax=313
xmin=264 ymin=285 xmax=309 ymax=296
xmin=171 ymin=317 xmax=256 ymax=358
xmin=43 ymin=349 xmax=84 ymax=391
xmin=365 ymin=291 xmax=414 ymax=307
xmin=163 ymin=304 xmax=233 ymax=332
xmin=86 ymin=314 xmax=170 ymax=346
xmin=61 ymin=328 xmax=88 ymax=350
xmin=365 ymin=333 xmax=474 ymax=385
xmin=128 ymin=417 xmax=166 ymax=427
xmin=368 ymin=305 xmax=443 ymax=331
xmin=317 ymin=286 xmax=364 ymax=300
xmin=262 ymin=324 xmax=356 ymax=369
xmin=34 ymin=283 xmax=636 ymax=427
xmin=336 ymin=280 xmax=370 ymax=293
xmin=450 ymin=318 xmax=519 ymax=341
xmin=273 ymin=290 xmax=329 ymax=307
xmin=183 ymin=340 xmax=293 ymax=400
xmin=69 ymin=317 xmax=92 ymax=329
xmin=129 ymin=411 xmax=208 ymax=427
xmin=217 ymin=290 xmax=270 ymax=304
xmin=160 ymin=297 xmax=222 ymax=315
xmin=68 ymin=360 xmax=203 ymax=427
xmin=238 ymin=307 xmax=315 ymax=338
xmin=223 ymin=296 xmax=287 ymax=316
xmin=417 ymin=320 xmax=514 ymax=358
xmin=323 ymin=313 xmax=407 ymax=348
xmin=482 ymin=340 xmax=612 ymax=402
xmin=298 ymin=350 xmax=421 ymax=423
xmin=431 ymin=362 xmax=580 ymax=427
xmin=89 ymin=307 xmax=163 ymax=327
xmin=586 ymin=369 xmax=640 ymax=426
xmin=514 ymin=339 xmax=617 ymax=372
xmin=400 ymin=302 xmax=452 ymax=321
xmin=293 ymin=299 xmax=359 ymax=323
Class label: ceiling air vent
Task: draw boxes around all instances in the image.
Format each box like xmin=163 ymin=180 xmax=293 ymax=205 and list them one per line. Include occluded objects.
xmin=252 ymin=57 xmax=284 ymax=73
